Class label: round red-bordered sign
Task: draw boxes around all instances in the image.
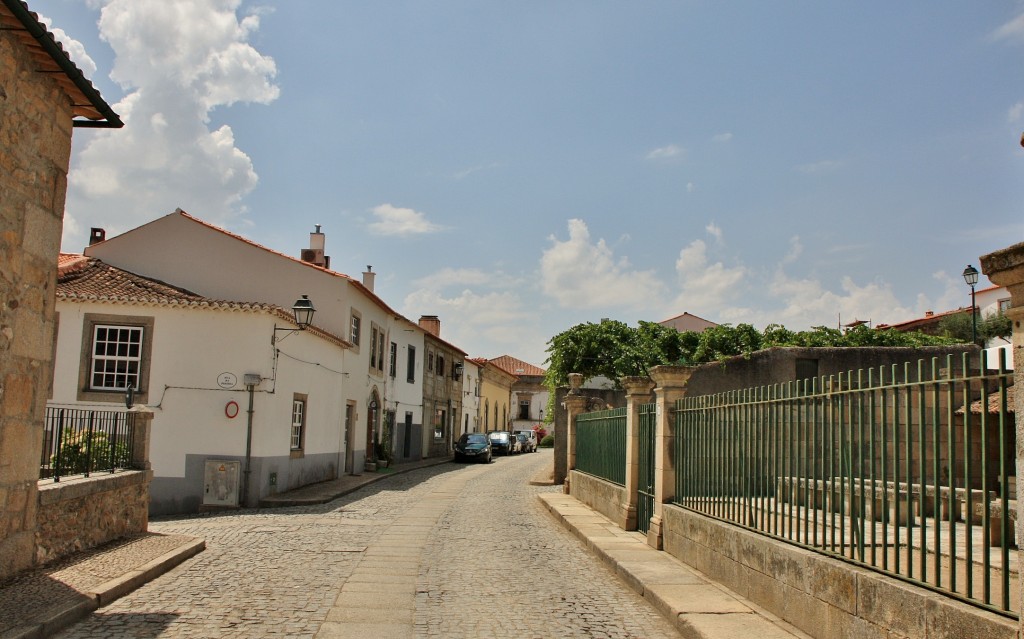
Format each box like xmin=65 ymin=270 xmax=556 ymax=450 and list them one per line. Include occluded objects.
xmin=225 ymin=400 xmax=240 ymax=419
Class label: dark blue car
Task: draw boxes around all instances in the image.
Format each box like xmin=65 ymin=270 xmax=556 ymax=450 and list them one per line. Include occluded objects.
xmin=487 ymin=431 xmax=515 ymax=456
xmin=454 ymin=432 xmax=492 ymax=463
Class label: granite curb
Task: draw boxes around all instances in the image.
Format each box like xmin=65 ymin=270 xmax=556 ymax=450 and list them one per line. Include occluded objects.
xmin=538 ymin=492 xmax=810 ymax=639
xmin=0 ymin=535 xmax=205 ymax=639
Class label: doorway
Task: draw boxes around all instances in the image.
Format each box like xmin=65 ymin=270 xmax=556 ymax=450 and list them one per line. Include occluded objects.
xmin=344 ymin=402 xmax=356 ymax=474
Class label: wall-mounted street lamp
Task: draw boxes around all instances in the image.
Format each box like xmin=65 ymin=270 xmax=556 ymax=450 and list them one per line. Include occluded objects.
xmin=273 ymin=295 xmax=316 ymax=344
xmin=962 ymin=265 xmax=979 ymax=345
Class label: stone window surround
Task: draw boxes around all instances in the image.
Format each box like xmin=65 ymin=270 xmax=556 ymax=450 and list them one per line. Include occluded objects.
xmin=290 ymin=393 xmax=307 ymax=457
xmin=349 ymin=310 xmax=362 ymax=350
xmin=77 ymin=312 xmax=155 ymax=404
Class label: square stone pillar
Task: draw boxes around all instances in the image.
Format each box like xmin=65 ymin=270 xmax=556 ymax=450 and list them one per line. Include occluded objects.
xmin=646 ymin=365 xmax=694 ymax=549
xmin=979 ymin=242 xmax=1024 ymax=625
xmin=130 ymin=407 xmax=154 ymax=471
xmin=620 ymin=376 xmax=655 ymax=530
xmin=563 ymin=373 xmax=587 ymax=495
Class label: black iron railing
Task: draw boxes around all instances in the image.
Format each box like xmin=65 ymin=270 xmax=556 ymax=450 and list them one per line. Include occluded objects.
xmin=40 ymin=406 xmax=137 ymax=481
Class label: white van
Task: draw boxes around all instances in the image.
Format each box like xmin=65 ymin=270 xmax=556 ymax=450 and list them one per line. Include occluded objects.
xmin=514 ymin=429 xmax=538 ymax=453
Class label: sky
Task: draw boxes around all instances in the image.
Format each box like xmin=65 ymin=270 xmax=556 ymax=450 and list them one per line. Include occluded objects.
xmin=34 ymin=0 xmax=1024 ymax=367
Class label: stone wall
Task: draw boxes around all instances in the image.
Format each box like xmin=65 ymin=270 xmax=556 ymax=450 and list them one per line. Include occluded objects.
xmin=662 ymin=505 xmax=1016 ymax=639
xmin=568 ymin=470 xmax=626 ymax=524
xmin=0 ymin=19 xmax=75 ymax=581
xmin=35 ymin=471 xmax=152 ymax=565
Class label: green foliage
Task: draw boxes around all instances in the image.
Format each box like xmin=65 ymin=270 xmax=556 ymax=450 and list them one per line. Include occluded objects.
xmin=981 ymin=313 xmax=1012 ymax=341
xmin=937 ymin=311 xmax=975 ymax=343
xmin=53 ymin=430 xmax=132 ymax=475
xmin=539 ymin=434 xmax=555 ymax=448
xmin=544 ymin=319 xmax=961 ymax=395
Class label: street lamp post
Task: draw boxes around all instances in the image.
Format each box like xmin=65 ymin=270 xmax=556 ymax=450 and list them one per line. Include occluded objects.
xmin=962 ymin=265 xmax=979 ymax=345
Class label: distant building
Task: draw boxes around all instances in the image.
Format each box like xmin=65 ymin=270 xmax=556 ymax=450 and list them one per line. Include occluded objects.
xmin=658 ymin=312 xmax=718 ymax=333
xmin=490 ymin=355 xmax=548 ymax=433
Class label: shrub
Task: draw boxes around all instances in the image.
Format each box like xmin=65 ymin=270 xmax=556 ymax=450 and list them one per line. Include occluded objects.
xmin=539 ymin=434 xmax=555 ymax=448
xmin=52 ymin=429 xmax=131 ymax=475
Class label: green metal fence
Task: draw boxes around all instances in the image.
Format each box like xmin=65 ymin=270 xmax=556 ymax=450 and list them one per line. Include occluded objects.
xmin=576 ymin=407 xmax=627 ymax=486
xmin=674 ymin=352 xmax=1017 ymax=618
xmin=637 ymin=402 xmax=657 ymax=533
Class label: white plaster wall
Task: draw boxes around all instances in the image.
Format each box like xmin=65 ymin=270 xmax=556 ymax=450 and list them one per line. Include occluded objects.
xmin=52 ymin=301 xmax=348 ymax=480
xmin=83 ymin=212 xmax=426 ymax=461
xmin=462 ymin=361 xmax=481 ymax=433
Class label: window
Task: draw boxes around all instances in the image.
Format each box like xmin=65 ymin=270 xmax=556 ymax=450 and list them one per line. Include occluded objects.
xmin=407 ymin=346 xmax=416 ymax=383
xmin=428 ymin=351 xmax=434 ymax=373
xmin=999 ymin=298 xmax=1011 ymax=315
xmin=90 ymin=325 xmax=143 ymax=390
xmin=78 ymin=313 xmax=154 ymax=403
xmin=369 ymin=324 xmax=385 ymax=374
xmin=291 ymin=395 xmax=307 ymax=451
xmin=389 ymin=342 xmax=397 ymax=378
xmin=350 ymin=312 xmax=361 ymax=346
xmin=434 ymin=407 xmax=446 ymax=440
xmin=437 ymin=355 xmax=445 ymax=377
xmin=519 ymin=400 xmax=530 ymax=420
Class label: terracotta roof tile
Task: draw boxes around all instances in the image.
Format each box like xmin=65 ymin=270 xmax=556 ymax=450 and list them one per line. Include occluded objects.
xmin=56 ymin=256 xmax=351 ymax=348
xmin=490 ymin=355 xmax=546 ymax=377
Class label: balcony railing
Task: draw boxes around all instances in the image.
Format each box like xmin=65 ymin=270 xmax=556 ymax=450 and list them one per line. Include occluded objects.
xmin=40 ymin=406 xmax=137 ymax=481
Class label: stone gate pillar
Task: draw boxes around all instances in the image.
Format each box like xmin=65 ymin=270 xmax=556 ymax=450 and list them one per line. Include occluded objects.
xmin=621 ymin=376 xmax=655 ymax=530
xmin=979 ymin=242 xmax=1024 ymax=624
xmin=563 ymin=373 xmax=587 ymax=495
xmin=646 ymin=365 xmax=694 ymax=550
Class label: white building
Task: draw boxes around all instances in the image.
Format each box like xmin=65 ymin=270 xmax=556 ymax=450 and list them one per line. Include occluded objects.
xmin=461 ymin=358 xmax=482 ymax=434
xmin=52 ymin=255 xmax=351 ymax=514
xmin=82 ymin=210 xmax=433 ymax=470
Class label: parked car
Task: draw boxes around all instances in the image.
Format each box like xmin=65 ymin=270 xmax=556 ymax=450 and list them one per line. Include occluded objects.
xmin=509 ymin=434 xmax=523 ymax=454
xmin=453 ymin=432 xmax=492 ymax=463
xmin=514 ymin=430 xmax=538 ymax=453
xmin=487 ymin=431 xmax=515 ymax=456
xmin=516 ymin=432 xmax=534 ymax=454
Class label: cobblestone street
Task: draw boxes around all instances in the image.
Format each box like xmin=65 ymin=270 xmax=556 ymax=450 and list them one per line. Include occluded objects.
xmin=56 ymin=451 xmax=679 ymax=638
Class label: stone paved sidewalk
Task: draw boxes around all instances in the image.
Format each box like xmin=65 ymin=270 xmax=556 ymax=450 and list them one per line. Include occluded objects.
xmin=0 ymin=456 xmax=452 ymax=639
xmin=0 ymin=532 xmax=203 ymax=639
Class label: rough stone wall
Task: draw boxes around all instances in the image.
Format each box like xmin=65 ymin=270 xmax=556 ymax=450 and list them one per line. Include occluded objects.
xmin=35 ymin=471 xmax=152 ymax=565
xmin=0 ymin=23 xmax=75 ymax=581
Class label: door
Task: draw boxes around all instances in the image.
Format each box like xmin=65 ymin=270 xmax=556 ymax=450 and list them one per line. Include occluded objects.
xmin=637 ymin=403 xmax=657 ymax=534
xmin=344 ymin=402 xmax=356 ymax=474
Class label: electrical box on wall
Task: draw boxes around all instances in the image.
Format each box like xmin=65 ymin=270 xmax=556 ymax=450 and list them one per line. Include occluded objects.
xmin=203 ymin=460 xmax=240 ymax=506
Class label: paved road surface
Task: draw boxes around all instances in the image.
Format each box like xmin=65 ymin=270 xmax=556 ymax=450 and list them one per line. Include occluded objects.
xmin=57 ymin=450 xmax=679 ymax=638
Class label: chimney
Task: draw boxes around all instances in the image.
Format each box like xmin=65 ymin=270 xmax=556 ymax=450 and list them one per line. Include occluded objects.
xmin=419 ymin=315 xmax=441 ymax=337
xmin=362 ymin=265 xmax=375 ymax=292
xmin=89 ymin=228 xmax=106 ymax=246
xmin=300 ymin=224 xmax=329 ymax=268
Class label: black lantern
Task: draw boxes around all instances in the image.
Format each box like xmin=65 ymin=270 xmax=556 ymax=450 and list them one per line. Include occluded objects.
xmin=962 ymin=265 xmax=979 ymax=345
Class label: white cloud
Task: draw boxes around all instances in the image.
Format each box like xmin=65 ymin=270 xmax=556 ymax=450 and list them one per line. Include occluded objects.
xmin=669 ymin=239 xmax=748 ymax=314
xmin=992 ymin=13 xmax=1024 ymax=43
xmin=686 ymin=182 xmax=696 ymax=193
xmin=705 ymin=223 xmax=723 ymax=242
xmin=540 ymin=219 xmax=666 ymax=309
xmin=38 ymin=16 xmax=97 ymax=79
xmin=453 ymin=163 xmax=500 ymax=180
xmin=712 ymin=132 xmax=733 ymax=143
xmin=62 ymin=0 xmax=279 ymax=250
xmin=367 ymin=204 xmax=443 ymax=236
xmin=1009 ymin=102 xmax=1024 ymax=123
xmin=413 ymin=267 xmax=508 ymax=290
xmin=646 ymin=144 xmax=683 ymax=161
xmin=782 ymin=236 xmax=802 ymax=264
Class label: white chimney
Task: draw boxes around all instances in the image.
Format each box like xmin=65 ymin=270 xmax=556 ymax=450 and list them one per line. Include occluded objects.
xmin=301 ymin=224 xmax=329 ymax=268
xmin=362 ymin=265 xmax=375 ymax=292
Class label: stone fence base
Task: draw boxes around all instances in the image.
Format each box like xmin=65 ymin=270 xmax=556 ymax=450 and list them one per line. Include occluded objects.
xmin=662 ymin=504 xmax=1016 ymax=639
xmin=569 ymin=471 xmax=627 ymax=527
xmin=35 ymin=471 xmax=152 ymax=565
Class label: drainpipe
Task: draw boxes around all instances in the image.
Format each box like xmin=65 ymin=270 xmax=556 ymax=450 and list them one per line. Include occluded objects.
xmin=241 ymin=380 xmax=256 ymax=506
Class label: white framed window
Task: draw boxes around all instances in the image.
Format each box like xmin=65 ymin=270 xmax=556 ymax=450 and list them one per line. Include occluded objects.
xmin=78 ymin=313 xmax=154 ymax=403
xmin=389 ymin=342 xmax=397 ymax=378
xmin=90 ymin=325 xmax=143 ymax=390
xmin=350 ymin=312 xmax=361 ymax=347
xmin=406 ymin=346 xmax=416 ymax=383
xmin=291 ymin=395 xmax=307 ymax=451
